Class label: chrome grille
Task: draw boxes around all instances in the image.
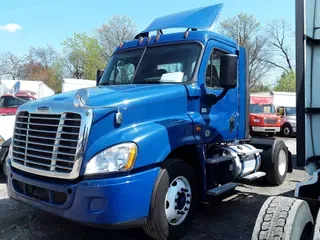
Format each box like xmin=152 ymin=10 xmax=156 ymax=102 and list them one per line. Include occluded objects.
xmin=12 ymin=111 xmax=81 ymax=174
xmin=264 ymin=118 xmax=277 ymax=124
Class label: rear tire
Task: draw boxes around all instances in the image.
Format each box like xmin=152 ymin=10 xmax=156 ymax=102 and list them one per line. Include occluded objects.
xmin=266 ymin=140 xmax=288 ymax=186
xmin=252 ymin=196 xmax=314 ymax=240
xmin=143 ymin=159 xmax=198 ymax=240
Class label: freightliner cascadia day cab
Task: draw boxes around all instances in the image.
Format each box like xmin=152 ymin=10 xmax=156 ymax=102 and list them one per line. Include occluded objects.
xmin=251 ymin=0 xmax=320 ymax=239
xmin=4 ymin=4 xmax=292 ymax=240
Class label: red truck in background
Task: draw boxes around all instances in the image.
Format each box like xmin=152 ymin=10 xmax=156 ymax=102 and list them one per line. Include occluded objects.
xmin=0 ymin=90 xmax=36 ymax=116
xmin=249 ymin=95 xmax=281 ymax=136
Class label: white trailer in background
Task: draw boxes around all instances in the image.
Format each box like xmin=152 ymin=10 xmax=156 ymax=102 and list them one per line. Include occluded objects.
xmin=0 ymin=80 xmax=55 ymax=98
xmin=62 ymin=78 xmax=96 ymax=92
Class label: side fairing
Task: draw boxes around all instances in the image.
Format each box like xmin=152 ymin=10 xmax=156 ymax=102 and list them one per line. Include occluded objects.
xmin=238 ymin=47 xmax=250 ymax=140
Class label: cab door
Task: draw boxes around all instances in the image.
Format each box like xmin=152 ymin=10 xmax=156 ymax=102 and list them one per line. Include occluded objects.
xmin=199 ymin=40 xmax=239 ymax=143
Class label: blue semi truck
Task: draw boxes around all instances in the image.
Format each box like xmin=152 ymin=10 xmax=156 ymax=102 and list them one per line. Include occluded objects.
xmin=4 ymin=4 xmax=292 ymax=240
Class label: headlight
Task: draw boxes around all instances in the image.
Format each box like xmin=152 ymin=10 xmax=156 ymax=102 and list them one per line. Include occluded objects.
xmin=253 ymin=118 xmax=260 ymax=123
xmin=84 ymin=142 xmax=138 ymax=175
xmin=0 ymin=135 xmax=4 ymax=146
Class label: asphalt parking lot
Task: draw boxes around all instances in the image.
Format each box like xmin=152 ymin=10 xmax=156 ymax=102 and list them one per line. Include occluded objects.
xmin=0 ymin=137 xmax=306 ymax=240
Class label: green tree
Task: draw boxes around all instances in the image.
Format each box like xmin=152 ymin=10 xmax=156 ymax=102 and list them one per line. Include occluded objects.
xmin=62 ymin=32 xmax=105 ymax=80
xmin=274 ymin=71 xmax=296 ymax=92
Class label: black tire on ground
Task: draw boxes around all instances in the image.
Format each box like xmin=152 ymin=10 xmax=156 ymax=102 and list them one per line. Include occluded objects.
xmin=251 ymin=196 xmax=314 ymax=240
xmin=265 ymin=140 xmax=288 ymax=186
xmin=282 ymin=123 xmax=293 ymax=138
xmin=143 ymin=159 xmax=198 ymax=240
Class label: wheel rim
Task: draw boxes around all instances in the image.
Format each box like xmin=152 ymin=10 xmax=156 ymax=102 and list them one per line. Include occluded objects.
xmin=278 ymin=149 xmax=287 ymax=176
xmin=284 ymin=127 xmax=291 ymax=136
xmin=165 ymin=176 xmax=192 ymax=226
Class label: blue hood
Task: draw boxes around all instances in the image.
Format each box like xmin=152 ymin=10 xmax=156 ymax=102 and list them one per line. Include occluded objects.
xmin=43 ymin=84 xmax=186 ymax=109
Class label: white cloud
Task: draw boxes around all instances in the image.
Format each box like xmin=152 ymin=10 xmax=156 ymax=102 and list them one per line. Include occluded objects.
xmin=0 ymin=23 xmax=22 ymax=33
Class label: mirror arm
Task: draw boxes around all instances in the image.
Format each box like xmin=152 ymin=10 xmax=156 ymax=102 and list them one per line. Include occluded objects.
xmin=216 ymin=88 xmax=229 ymax=102
xmin=204 ymin=88 xmax=230 ymax=107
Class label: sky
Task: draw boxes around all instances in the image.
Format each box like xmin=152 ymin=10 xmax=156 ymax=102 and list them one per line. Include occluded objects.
xmin=0 ymin=0 xmax=295 ymax=84
xmin=0 ymin=0 xmax=295 ymax=55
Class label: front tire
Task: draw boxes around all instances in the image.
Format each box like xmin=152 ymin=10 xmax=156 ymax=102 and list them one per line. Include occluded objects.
xmin=252 ymin=196 xmax=314 ymax=240
xmin=143 ymin=159 xmax=198 ymax=240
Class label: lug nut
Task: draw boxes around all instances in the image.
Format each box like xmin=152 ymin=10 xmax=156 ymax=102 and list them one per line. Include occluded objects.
xmin=187 ymin=194 xmax=191 ymax=197
xmin=184 ymin=207 xmax=189 ymax=211
xmin=186 ymin=201 xmax=191 ymax=204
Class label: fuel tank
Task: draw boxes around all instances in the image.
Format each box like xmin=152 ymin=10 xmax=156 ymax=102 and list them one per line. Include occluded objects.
xmin=220 ymin=144 xmax=262 ymax=180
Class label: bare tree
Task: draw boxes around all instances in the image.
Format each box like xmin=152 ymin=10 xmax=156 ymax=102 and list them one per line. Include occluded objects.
xmin=25 ymin=44 xmax=59 ymax=69
xmin=0 ymin=52 xmax=23 ymax=79
xmin=265 ymin=19 xmax=294 ymax=74
xmin=96 ymin=15 xmax=138 ymax=60
xmin=218 ymin=13 xmax=273 ymax=89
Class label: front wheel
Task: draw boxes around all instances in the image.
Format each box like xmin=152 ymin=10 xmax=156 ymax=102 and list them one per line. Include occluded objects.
xmin=252 ymin=196 xmax=314 ymax=240
xmin=143 ymin=159 xmax=198 ymax=240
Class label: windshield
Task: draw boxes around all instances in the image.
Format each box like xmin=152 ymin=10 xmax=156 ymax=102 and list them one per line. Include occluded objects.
xmin=99 ymin=43 xmax=202 ymax=85
xmin=285 ymin=107 xmax=296 ymax=116
xmin=0 ymin=96 xmax=33 ymax=108
xmin=250 ymin=104 xmax=276 ymax=114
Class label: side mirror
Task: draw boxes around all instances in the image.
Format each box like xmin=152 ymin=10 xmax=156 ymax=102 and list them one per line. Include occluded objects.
xmin=219 ymin=54 xmax=237 ymax=89
xmin=73 ymin=88 xmax=89 ymax=108
xmin=11 ymin=81 xmax=21 ymax=96
xmin=96 ymin=69 xmax=104 ymax=85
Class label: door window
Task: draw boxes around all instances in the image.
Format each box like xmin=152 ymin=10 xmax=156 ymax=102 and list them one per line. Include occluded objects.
xmin=205 ymin=49 xmax=226 ymax=89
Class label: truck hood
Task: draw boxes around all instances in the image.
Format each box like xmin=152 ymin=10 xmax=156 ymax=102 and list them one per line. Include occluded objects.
xmin=36 ymin=84 xmax=187 ymax=109
xmin=250 ymin=113 xmax=278 ymax=118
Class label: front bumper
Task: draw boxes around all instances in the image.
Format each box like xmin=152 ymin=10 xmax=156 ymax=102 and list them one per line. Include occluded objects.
xmin=6 ymin=162 xmax=160 ymax=228
xmin=252 ymin=126 xmax=280 ymax=133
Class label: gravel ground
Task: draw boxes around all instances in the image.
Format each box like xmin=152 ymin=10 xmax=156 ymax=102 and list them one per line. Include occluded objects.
xmin=0 ymin=137 xmax=307 ymax=240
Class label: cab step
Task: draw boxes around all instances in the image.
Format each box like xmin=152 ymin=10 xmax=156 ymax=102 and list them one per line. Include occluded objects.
xmin=207 ymin=182 xmax=238 ymax=196
xmin=242 ymin=171 xmax=266 ymax=181
xmin=206 ymin=155 xmax=235 ymax=164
